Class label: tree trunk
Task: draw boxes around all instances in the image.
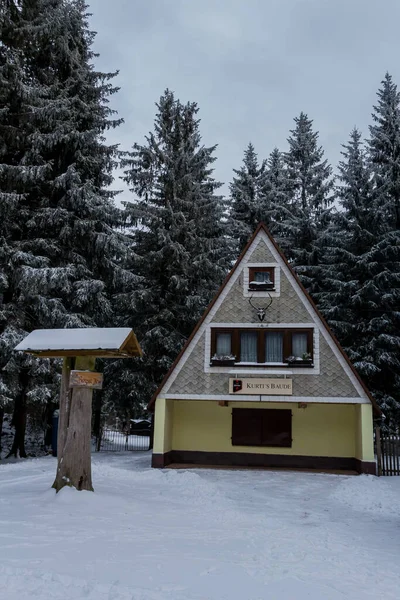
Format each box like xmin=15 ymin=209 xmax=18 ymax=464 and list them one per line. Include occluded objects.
xmin=6 ymin=396 xmax=27 ymax=458
xmin=56 ymin=357 xmax=73 ymax=462
xmin=52 ymin=356 xmax=95 ymax=492
xmin=44 ymin=401 xmax=56 ymax=448
xmin=6 ymin=368 xmax=29 ymax=459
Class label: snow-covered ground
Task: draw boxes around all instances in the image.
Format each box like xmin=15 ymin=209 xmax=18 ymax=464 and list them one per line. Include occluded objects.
xmin=0 ymin=453 xmax=399 ymax=600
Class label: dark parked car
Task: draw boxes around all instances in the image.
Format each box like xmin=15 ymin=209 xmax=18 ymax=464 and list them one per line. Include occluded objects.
xmin=129 ymin=419 xmax=151 ymax=436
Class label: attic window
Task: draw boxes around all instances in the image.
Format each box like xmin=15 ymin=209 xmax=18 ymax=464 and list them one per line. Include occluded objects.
xmin=248 ymin=267 xmax=275 ymax=291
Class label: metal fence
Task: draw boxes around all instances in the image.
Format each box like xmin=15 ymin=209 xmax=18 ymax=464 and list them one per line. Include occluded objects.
xmin=95 ymin=428 xmax=151 ymax=452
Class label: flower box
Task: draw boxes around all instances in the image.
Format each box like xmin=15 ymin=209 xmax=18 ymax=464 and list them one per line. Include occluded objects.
xmin=248 ymin=282 xmax=275 ymax=292
xmin=210 ymin=356 xmax=236 ymax=367
xmin=285 ymin=359 xmax=314 ymax=368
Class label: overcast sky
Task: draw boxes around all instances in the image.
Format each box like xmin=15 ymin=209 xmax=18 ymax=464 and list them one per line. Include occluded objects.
xmin=88 ymin=0 xmax=400 ymax=199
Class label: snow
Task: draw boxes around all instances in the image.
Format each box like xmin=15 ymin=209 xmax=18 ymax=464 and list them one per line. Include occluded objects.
xmin=0 ymin=453 xmax=399 ymax=600
xmin=14 ymin=328 xmax=133 ymax=352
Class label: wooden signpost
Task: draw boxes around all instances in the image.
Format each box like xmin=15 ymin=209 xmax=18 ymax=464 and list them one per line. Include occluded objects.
xmin=69 ymin=370 xmax=104 ymax=390
xmin=15 ymin=328 xmax=142 ymax=493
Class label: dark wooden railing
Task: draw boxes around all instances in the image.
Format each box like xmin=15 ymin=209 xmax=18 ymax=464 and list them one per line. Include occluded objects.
xmin=376 ymin=428 xmax=400 ymax=476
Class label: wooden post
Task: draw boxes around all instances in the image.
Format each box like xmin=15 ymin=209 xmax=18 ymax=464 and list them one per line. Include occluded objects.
xmin=56 ymin=357 xmax=73 ymax=462
xmin=52 ymin=356 xmax=95 ymax=492
xmin=375 ymin=426 xmax=382 ymax=477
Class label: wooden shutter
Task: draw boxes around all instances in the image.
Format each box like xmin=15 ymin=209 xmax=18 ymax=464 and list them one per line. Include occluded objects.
xmin=232 ymin=408 xmax=262 ymax=446
xmin=261 ymin=409 xmax=292 ymax=447
xmin=232 ymin=408 xmax=292 ymax=447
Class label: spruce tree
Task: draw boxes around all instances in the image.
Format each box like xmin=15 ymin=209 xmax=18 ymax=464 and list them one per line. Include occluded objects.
xmin=282 ymin=113 xmax=333 ymax=290
xmin=365 ymin=74 xmax=400 ymax=428
xmin=0 ymin=0 xmax=46 ymax=455
xmin=229 ymin=143 xmax=268 ymax=250
xmin=0 ymin=0 xmax=127 ymax=456
xmin=109 ymin=90 xmax=230 ymax=412
xmin=316 ymin=128 xmax=375 ymax=349
xmin=262 ymin=147 xmax=292 ymax=243
xmin=318 ymin=104 xmax=400 ymax=430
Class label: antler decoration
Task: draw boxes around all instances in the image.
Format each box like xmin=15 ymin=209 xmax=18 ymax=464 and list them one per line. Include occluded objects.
xmin=248 ymin=293 xmax=273 ymax=322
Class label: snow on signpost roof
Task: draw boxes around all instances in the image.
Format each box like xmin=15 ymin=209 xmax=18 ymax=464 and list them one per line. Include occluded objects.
xmin=14 ymin=328 xmax=142 ymax=358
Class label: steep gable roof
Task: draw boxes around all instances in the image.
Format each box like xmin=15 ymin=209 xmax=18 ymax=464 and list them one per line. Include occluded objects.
xmin=148 ymin=223 xmax=380 ymax=415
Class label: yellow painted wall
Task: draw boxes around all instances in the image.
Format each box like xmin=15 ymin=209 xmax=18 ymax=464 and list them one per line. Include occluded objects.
xmin=355 ymin=403 xmax=374 ymax=461
xmin=153 ymin=398 xmax=174 ymax=453
xmin=170 ymin=400 xmax=357 ymax=458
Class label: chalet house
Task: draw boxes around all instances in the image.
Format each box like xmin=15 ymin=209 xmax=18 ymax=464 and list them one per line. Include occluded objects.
xmin=149 ymin=224 xmax=379 ymax=474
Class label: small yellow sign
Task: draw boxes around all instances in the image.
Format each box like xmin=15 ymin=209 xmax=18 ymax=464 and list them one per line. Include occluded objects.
xmin=229 ymin=378 xmax=292 ymax=395
xmin=69 ymin=370 xmax=103 ymax=390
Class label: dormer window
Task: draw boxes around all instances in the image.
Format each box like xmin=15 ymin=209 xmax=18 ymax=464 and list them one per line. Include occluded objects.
xmin=248 ymin=267 xmax=275 ymax=291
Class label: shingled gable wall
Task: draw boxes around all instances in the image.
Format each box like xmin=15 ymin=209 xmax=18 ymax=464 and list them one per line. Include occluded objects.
xmin=160 ymin=233 xmax=367 ymax=402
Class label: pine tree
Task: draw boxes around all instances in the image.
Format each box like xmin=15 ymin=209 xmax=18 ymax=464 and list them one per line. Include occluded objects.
xmin=262 ymin=147 xmax=292 ymax=243
xmin=316 ymin=128 xmax=375 ymax=348
xmin=317 ymin=90 xmax=400 ymax=431
xmin=369 ymin=73 xmax=400 ymax=231
xmin=364 ymin=74 xmax=400 ymax=428
xmin=229 ymin=143 xmax=268 ymax=250
xmin=0 ymin=0 xmax=45 ymax=456
xmin=108 ymin=90 xmax=230 ymax=412
xmin=0 ymin=0 xmax=127 ymax=456
xmin=282 ymin=113 xmax=333 ymax=290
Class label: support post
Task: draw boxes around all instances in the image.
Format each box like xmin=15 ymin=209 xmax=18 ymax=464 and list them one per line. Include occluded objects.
xmin=52 ymin=356 xmax=95 ymax=492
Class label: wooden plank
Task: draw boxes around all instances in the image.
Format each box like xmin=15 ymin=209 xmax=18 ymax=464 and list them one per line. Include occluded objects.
xmin=382 ymin=435 xmax=387 ymax=475
xmin=393 ymin=436 xmax=398 ymax=476
xmin=69 ymin=370 xmax=103 ymax=389
xmin=386 ymin=436 xmax=390 ymax=476
xmin=390 ymin=436 xmax=395 ymax=476
xmin=56 ymin=357 xmax=73 ymax=463
xmin=375 ymin=427 xmax=382 ymax=477
xmin=29 ymin=349 xmax=132 ymax=358
xmin=119 ymin=330 xmax=143 ymax=357
xmin=395 ymin=436 xmax=400 ymax=475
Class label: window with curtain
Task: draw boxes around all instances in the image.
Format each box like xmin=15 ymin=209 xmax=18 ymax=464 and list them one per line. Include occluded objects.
xmin=210 ymin=328 xmax=313 ymax=366
xmin=292 ymin=332 xmax=308 ymax=357
xmin=265 ymin=332 xmax=283 ymax=362
xmin=240 ymin=332 xmax=258 ymax=362
xmin=254 ymin=271 xmax=271 ymax=283
xmin=215 ymin=332 xmax=232 ymax=356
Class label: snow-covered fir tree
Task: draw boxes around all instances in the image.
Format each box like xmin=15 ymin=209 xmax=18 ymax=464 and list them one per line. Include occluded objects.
xmin=315 ymin=129 xmax=376 ymax=362
xmin=282 ymin=112 xmax=333 ymax=291
xmin=364 ymin=74 xmax=400 ymax=428
xmin=0 ymin=0 xmax=127 ymax=456
xmin=228 ymin=143 xmax=269 ymax=250
xmin=316 ymin=95 xmax=400 ymax=430
xmin=0 ymin=1 xmax=26 ymax=443
xmin=262 ymin=147 xmax=292 ymax=243
xmin=105 ymin=90 xmax=230 ymax=413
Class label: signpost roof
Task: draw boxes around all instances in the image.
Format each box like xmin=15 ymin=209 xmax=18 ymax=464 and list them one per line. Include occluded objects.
xmin=14 ymin=327 xmax=142 ymax=358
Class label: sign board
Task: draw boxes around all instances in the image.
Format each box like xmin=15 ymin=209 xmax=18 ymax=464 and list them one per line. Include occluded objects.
xmin=229 ymin=378 xmax=292 ymax=395
xmin=69 ymin=370 xmax=103 ymax=390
